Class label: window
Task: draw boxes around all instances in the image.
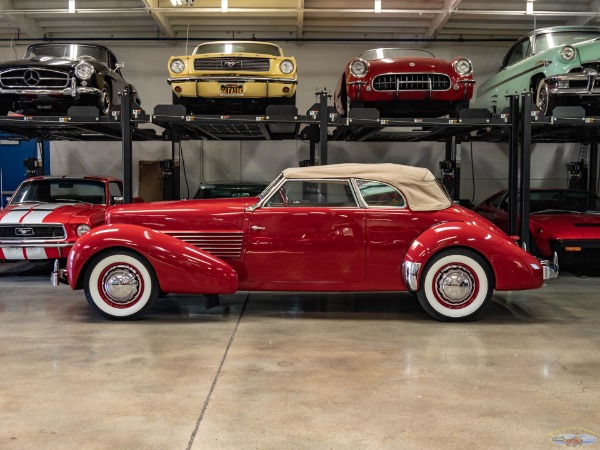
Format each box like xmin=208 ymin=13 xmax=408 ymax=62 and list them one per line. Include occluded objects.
xmin=357 ymin=180 xmax=406 ymax=208
xmin=504 ymin=38 xmax=531 ymax=67
xmin=109 ymin=182 xmax=123 ymax=205
xmin=265 ymin=180 xmax=357 ymax=207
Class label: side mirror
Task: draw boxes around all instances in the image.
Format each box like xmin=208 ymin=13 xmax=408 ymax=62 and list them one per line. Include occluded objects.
xmin=115 ymin=62 xmax=125 ymax=70
xmin=113 ymin=196 xmax=124 ymax=205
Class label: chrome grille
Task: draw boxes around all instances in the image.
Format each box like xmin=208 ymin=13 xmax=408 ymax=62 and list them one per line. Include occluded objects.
xmin=0 ymin=68 xmax=70 ymax=89
xmin=373 ymin=74 xmax=451 ymax=91
xmin=164 ymin=231 xmax=244 ymax=258
xmin=194 ymin=58 xmax=271 ymax=72
xmin=0 ymin=224 xmax=66 ymax=241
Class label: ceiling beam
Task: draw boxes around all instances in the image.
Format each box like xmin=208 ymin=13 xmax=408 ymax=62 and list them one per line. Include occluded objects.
xmin=568 ymin=0 xmax=600 ymax=25
xmin=142 ymin=0 xmax=176 ymax=38
xmin=425 ymin=0 xmax=463 ymax=39
xmin=0 ymin=0 xmax=44 ymax=38
xmin=297 ymin=0 xmax=304 ymax=39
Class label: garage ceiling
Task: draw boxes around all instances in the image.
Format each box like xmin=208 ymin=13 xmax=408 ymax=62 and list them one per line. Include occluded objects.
xmin=0 ymin=0 xmax=598 ymax=43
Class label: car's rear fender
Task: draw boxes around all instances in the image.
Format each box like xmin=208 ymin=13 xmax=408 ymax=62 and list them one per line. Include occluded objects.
xmin=67 ymin=224 xmax=238 ymax=294
xmin=402 ymin=221 xmax=544 ymax=292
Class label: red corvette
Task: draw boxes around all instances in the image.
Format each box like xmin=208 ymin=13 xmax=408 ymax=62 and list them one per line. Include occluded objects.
xmin=333 ymin=48 xmax=475 ymax=118
xmin=55 ymin=163 xmax=557 ymax=322
xmin=473 ymin=188 xmax=600 ymax=267
xmin=0 ymin=175 xmax=125 ymax=261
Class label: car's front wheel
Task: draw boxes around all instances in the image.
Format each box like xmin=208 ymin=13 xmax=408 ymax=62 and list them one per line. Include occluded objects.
xmin=417 ymin=248 xmax=494 ymax=321
xmin=536 ymin=80 xmax=558 ymax=116
xmin=97 ymin=81 xmax=112 ymax=116
xmin=84 ymin=249 xmax=159 ymax=320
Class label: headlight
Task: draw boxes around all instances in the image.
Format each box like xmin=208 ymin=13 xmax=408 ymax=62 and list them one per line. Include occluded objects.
xmin=75 ymin=61 xmax=94 ymax=80
xmin=279 ymin=59 xmax=294 ymax=74
xmin=350 ymin=60 xmax=368 ymax=77
xmin=76 ymin=224 xmax=91 ymax=237
xmin=454 ymin=58 xmax=473 ymax=76
xmin=170 ymin=59 xmax=185 ymax=74
xmin=560 ymin=46 xmax=576 ymax=61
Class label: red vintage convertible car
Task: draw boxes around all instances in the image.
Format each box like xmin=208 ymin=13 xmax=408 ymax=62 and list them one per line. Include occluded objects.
xmin=0 ymin=175 xmax=125 ymax=261
xmin=333 ymin=48 xmax=475 ymax=118
xmin=55 ymin=163 xmax=557 ymax=322
xmin=474 ymin=188 xmax=600 ymax=267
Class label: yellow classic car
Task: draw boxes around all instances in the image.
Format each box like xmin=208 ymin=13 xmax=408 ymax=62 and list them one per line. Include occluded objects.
xmin=168 ymin=41 xmax=297 ymax=114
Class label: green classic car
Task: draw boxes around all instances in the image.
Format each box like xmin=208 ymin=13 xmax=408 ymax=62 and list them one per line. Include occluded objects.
xmin=476 ymin=26 xmax=600 ymax=116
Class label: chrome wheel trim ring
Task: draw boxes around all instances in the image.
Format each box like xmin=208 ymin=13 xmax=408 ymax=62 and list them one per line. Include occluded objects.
xmin=434 ymin=264 xmax=476 ymax=307
xmin=100 ymin=264 xmax=141 ymax=306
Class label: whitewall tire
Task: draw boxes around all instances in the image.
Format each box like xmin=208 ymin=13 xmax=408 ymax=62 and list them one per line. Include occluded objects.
xmin=84 ymin=250 xmax=159 ymax=320
xmin=417 ymin=248 xmax=494 ymax=321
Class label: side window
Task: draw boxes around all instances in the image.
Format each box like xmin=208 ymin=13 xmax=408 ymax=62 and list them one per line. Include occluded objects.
xmin=264 ymin=180 xmax=357 ymax=207
xmin=490 ymin=192 xmax=506 ymax=209
xmin=108 ymin=182 xmax=123 ymax=205
xmin=505 ymin=38 xmax=531 ymax=67
xmin=357 ymin=180 xmax=406 ymax=208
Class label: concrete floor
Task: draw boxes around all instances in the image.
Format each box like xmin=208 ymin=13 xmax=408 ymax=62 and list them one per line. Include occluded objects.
xmin=0 ymin=262 xmax=599 ymax=450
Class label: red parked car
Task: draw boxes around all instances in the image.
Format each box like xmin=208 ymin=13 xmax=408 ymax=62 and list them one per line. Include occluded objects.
xmin=474 ymin=188 xmax=600 ymax=267
xmin=55 ymin=163 xmax=557 ymax=322
xmin=333 ymin=48 xmax=475 ymax=118
xmin=0 ymin=175 xmax=126 ymax=262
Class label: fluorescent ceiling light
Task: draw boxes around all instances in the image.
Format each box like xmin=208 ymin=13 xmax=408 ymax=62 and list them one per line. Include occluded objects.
xmin=170 ymin=0 xmax=194 ymax=5
xmin=222 ymin=0 xmax=228 ymax=12
xmin=374 ymin=0 xmax=381 ymax=13
xmin=526 ymin=0 xmax=534 ymax=14
xmin=68 ymin=0 xmax=75 ymax=13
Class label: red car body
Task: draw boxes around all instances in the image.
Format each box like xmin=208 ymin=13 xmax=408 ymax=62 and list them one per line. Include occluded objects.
xmin=473 ymin=188 xmax=600 ymax=266
xmin=59 ymin=163 xmax=556 ymax=322
xmin=333 ymin=48 xmax=475 ymax=118
xmin=0 ymin=175 xmax=124 ymax=261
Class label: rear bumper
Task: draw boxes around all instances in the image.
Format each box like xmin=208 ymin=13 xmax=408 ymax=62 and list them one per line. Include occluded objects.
xmin=539 ymin=252 xmax=559 ymax=280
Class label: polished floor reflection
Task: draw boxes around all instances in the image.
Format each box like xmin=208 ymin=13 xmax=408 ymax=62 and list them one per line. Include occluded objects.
xmin=0 ymin=262 xmax=599 ymax=449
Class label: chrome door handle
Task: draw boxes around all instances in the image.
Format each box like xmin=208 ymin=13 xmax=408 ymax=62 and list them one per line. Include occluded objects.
xmin=251 ymin=225 xmax=265 ymax=230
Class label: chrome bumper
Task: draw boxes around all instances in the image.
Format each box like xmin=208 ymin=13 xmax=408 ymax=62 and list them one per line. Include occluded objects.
xmin=168 ymin=76 xmax=297 ymax=84
xmin=50 ymin=260 xmax=68 ymax=286
xmin=401 ymin=260 xmax=422 ymax=292
xmin=545 ymin=71 xmax=600 ymax=96
xmin=0 ymin=86 xmax=102 ymax=98
xmin=539 ymin=252 xmax=559 ymax=280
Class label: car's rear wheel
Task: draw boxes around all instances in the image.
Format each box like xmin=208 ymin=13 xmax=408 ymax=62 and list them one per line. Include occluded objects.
xmin=84 ymin=249 xmax=159 ymax=320
xmin=417 ymin=248 xmax=494 ymax=321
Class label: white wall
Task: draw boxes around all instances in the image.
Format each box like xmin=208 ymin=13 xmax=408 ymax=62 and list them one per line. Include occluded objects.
xmin=3 ymin=40 xmax=584 ymax=203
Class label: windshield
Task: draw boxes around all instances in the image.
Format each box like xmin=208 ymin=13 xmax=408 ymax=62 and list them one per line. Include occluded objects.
xmin=10 ymin=179 xmax=107 ymax=205
xmin=529 ymin=189 xmax=600 ymax=213
xmin=535 ymin=31 xmax=600 ymax=53
xmin=194 ymin=42 xmax=282 ymax=56
xmin=25 ymin=44 xmax=109 ymax=63
xmin=359 ymin=48 xmax=435 ymax=61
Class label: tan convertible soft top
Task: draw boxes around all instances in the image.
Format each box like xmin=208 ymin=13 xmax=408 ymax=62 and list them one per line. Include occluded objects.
xmin=282 ymin=163 xmax=452 ymax=211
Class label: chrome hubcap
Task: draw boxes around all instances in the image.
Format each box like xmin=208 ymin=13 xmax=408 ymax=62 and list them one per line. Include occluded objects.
xmin=102 ymin=265 xmax=140 ymax=305
xmin=435 ymin=265 xmax=475 ymax=305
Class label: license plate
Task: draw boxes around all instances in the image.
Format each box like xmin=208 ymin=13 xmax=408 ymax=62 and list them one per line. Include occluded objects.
xmin=220 ymin=84 xmax=244 ymax=96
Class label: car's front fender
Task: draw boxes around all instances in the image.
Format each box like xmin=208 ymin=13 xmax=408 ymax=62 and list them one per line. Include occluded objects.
xmin=67 ymin=224 xmax=238 ymax=295
xmin=402 ymin=221 xmax=544 ymax=292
